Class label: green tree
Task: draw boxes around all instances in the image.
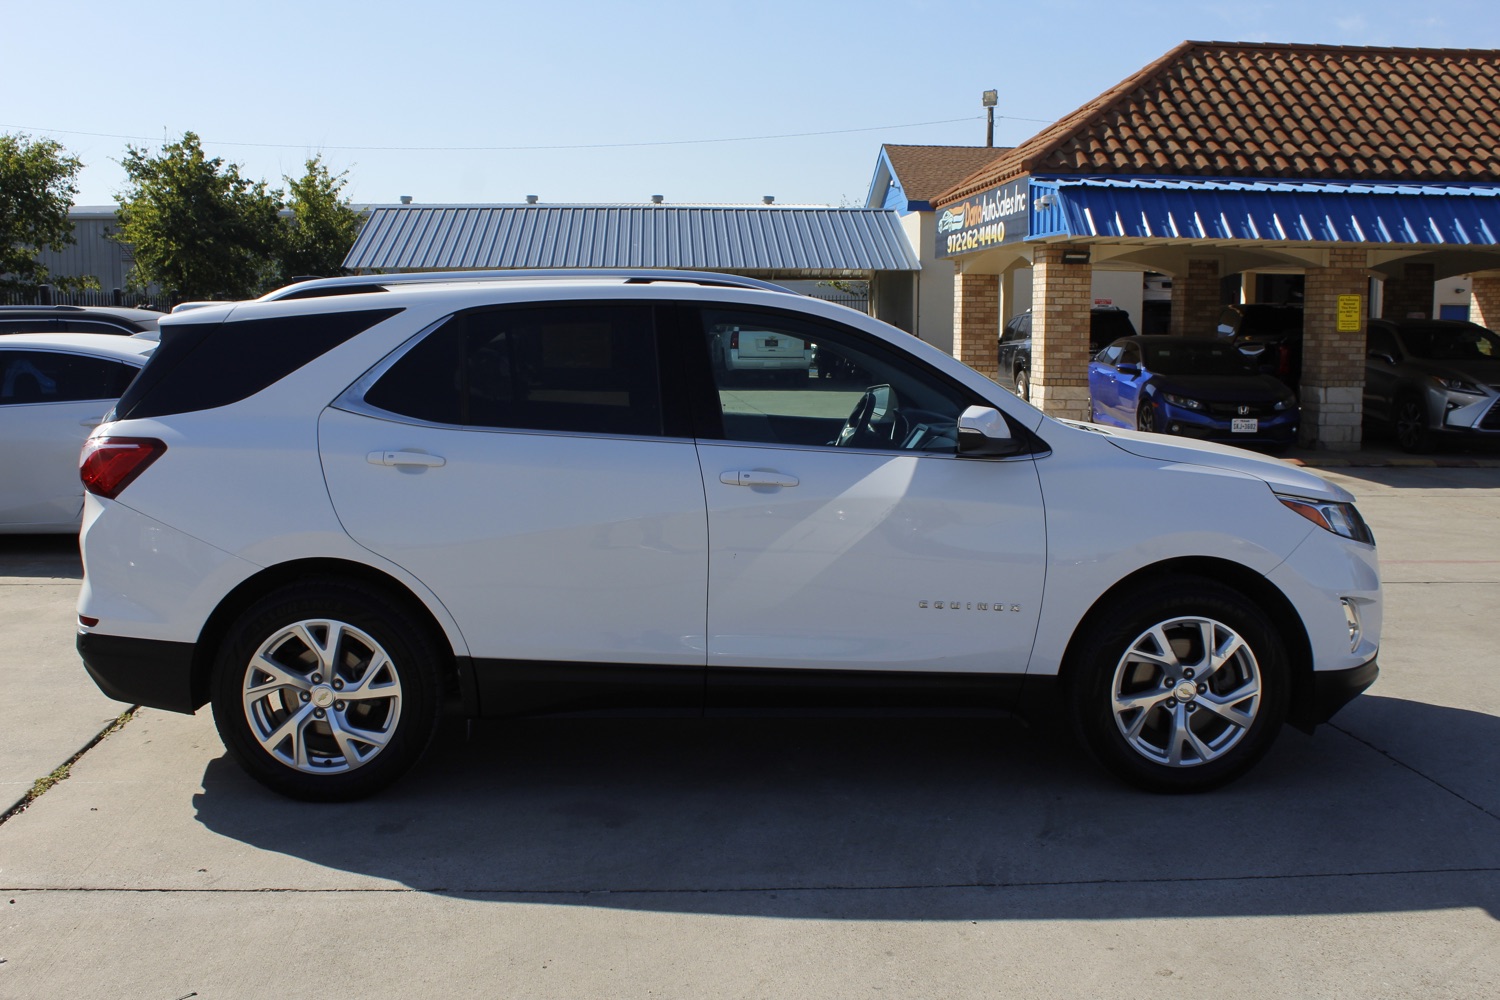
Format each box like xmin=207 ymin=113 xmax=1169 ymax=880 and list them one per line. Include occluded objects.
xmin=114 ymin=132 xmax=283 ymax=301
xmin=278 ymin=156 xmax=363 ymax=281
xmin=0 ymin=133 xmax=91 ymax=294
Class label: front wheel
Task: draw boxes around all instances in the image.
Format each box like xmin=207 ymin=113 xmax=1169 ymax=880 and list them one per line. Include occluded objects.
xmin=1137 ymin=401 xmax=1159 ymax=433
xmin=1067 ymin=578 xmax=1289 ymax=792
xmin=1393 ymin=393 xmax=1433 ymax=453
xmin=210 ymin=580 xmax=443 ymax=801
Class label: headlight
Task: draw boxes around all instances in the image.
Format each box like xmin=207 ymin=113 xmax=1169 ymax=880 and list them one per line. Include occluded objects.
xmin=1277 ymin=495 xmax=1375 ymax=544
xmin=1432 ymin=375 xmax=1484 ymax=395
xmin=1273 ymin=394 xmax=1296 ymax=411
xmin=1161 ymin=392 xmax=1204 ymax=411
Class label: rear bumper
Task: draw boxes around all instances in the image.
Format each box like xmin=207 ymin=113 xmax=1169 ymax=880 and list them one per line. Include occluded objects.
xmin=77 ymin=631 xmax=202 ymax=714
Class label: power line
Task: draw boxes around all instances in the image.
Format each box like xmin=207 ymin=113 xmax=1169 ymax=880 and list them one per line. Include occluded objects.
xmin=0 ymin=114 xmax=1057 ymax=153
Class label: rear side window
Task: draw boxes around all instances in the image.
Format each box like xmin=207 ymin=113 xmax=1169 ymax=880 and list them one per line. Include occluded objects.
xmin=0 ymin=351 xmax=139 ymax=404
xmin=116 ymin=308 xmax=400 ymax=419
xmin=362 ymin=303 xmax=663 ymax=437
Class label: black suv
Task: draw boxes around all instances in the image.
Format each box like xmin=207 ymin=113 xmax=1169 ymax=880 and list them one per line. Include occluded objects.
xmin=0 ymin=305 xmax=162 ymax=337
xmin=997 ymin=306 xmax=1137 ymax=401
xmin=1215 ymin=304 xmax=1303 ymax=394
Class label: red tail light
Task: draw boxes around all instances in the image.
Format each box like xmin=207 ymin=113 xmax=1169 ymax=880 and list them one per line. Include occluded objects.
xmin=729 ymin=331 xmax=740 ymax=350
xmin=80 ymin=437 xmax=167 ymax=499
xmin=1277 ymin=344 xmax=1291 ymax=376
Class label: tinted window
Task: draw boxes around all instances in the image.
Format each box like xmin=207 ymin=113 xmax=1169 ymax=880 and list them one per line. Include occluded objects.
xmin=365 ymin=303 xmax=663 ymax=437
xmin=700 ymin=307 xmax=970 ymax=454
xmin=0 ymin=350 xmax=139 ymax=404
xmin=59 ymin=320 xmax=134 ymax=335
xmin=117 ymin=308 xmax=401 ymax=420
xmin=1397 ymin=322 xmax=1500 ymax=361
xmin=1367 ymin=325 xmax=1400 ymax=358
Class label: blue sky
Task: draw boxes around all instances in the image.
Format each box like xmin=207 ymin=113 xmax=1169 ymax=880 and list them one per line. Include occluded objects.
xmin=9 ymin=0 xmax=1498 ymax=208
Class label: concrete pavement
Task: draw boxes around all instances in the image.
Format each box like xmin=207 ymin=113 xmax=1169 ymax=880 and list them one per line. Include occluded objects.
xmin=1 ymin=463 xmax=1497 ymax=999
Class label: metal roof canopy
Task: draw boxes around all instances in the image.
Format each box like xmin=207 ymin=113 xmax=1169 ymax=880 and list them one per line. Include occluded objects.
xmin=343 ymin=205 xmax=921 ymax=277
xmin=1032 ymin=176 xmax=1500 ymax=246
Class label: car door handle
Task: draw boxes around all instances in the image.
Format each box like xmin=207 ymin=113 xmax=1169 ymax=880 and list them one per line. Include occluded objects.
xmin=720 ymin=470 xmax=799 ymax=488
xmin=367 ymin=450 xmax=446 ymax=468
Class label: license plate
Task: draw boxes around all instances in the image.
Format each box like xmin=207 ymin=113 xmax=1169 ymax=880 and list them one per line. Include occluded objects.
xmin=764 ymin=338 xmax=779 ymax=348
xmin=1231 ymin=418 xmax=1258 ymax=433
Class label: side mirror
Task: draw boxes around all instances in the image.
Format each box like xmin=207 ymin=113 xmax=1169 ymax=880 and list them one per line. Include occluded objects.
xmin=958 ymin=405 xmax=1024 ymax=457
xmin=1117 ymin=363 xmax=1141 ymax=376
xmin=1367 ymin=350 xmax=1396 ymax=364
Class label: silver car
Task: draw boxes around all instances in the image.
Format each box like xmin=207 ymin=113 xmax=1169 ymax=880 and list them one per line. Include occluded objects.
xmin=1364 ymin=318 xmax=1500 ymax=452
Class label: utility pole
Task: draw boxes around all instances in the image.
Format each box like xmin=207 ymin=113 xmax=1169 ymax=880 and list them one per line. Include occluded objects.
xmin=982 ymin=90 xmax=998 ymax=147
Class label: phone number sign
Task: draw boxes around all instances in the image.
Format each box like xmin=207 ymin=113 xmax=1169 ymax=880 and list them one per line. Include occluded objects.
xmin=936 ymin=179 xmax=1031 ymax=258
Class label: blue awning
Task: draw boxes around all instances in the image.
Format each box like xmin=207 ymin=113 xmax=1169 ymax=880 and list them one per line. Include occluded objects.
xmin=1032 ymin=176 xmax=1500 ymax=246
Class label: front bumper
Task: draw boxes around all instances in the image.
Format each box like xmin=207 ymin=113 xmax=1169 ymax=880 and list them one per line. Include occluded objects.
xmin=77 ymin=631 xmax=202 ymax=714
xmin=1156 ymin=402 xmax=1299 ymax=444
xmin=1290 ymin=656 xmax=1379 ymax=732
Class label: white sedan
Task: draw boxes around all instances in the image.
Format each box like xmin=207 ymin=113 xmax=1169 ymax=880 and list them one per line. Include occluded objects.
xmin=0 ymin=333 xmax=154 ymax=532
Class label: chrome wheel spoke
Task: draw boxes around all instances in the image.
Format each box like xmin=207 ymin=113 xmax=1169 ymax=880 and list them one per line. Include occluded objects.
xmin=327 ymin=712 xmax=390 ymax=765
xmin=257 ymin=702 xmax=316 ymax=766
xmin=245 ymin=653 xmax=311 ymax=698
xmin=291 ymin=621 xmax=339 ymax=673
xmin=1197 ymin=680 xmax=1260 ymax=731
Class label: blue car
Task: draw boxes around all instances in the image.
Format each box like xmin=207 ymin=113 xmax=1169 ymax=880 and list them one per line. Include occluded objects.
xmin=1089 ymin=336 xmax=1299 ymax=446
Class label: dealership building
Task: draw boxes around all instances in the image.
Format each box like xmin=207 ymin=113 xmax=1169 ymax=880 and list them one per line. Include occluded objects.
xmin=932 ymin=41 xmax=1500 ymax=448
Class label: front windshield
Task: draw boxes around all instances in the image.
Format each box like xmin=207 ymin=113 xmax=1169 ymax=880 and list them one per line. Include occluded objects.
xmin=1142 ymin=342 xmax=1255 ymax=376
xmin=1400 ymin=324 xmax=1500 ymax=361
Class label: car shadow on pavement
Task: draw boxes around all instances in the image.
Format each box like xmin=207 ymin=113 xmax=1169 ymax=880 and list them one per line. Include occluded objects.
xmin=191 ymin=696 xmax=1500 ymax=922
xmin=0 ymin=535 xmax=82 ymax=580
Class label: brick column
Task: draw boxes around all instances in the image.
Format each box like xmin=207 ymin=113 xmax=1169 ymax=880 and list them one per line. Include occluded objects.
xmin=1169 ymin=259 xmax=1222 ymax=336
xmin=1300 ymin=249 xmax=1369 ymax=450
xmin=1470 ymin=275 xmax=1500 ymax=331
xmin=1381 ymin=262 xmax=1435 ymax=320
xmin=952 ymin=270 xmax=1000 ymax=379
xmin=1030 ymin=244 xmax=1092 ymax=420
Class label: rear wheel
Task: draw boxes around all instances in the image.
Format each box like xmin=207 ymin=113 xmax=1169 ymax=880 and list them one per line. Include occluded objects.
xmin=1067 ymin=577 xmax=1288 ymax=792
xmin=210 ymin=580 xmax=443 ymax=801
xmin=1393 ymin=393 xmax=1433 ymax=453
xmin=1014 ymin=368 xmax=1030 ymax=402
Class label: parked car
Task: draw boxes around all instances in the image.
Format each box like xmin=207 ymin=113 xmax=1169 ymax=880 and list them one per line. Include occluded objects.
xmin=1215 ymin=303 xmax=1303 ymax=393
xmin=1088 ymin=336 xmax=1299 ymax=447
xmin=708 ymin=321 xmax=813 ymax=384
xmin=997 ymin=306 xmax=1136 ymax=401
xmin=75 ymin=270 xmax=1379 ymax=801
xmin=0 ymin=333 xmax=153 ymax=532
xmin=0 ymin=305 xmax=162 ymax=338
xmin=1363 ymin=317 xmax=1500 ymax=452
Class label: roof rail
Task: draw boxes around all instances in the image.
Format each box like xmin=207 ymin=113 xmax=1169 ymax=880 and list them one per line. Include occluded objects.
xmin=261 ymin=269 xmax=793 ymax=302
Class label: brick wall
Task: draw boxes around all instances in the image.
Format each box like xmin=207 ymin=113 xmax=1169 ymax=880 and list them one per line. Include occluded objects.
xmin=1169 ymin=259 xmax=1221 ymax=336
xmin=1030 ymin=244 xmax=1093 ymax=420
xmin=1300 ymin=248 xmax=1369 ymax=449
xmin=952 ymin=271 xmax=999 ymax=379
xmin=1471 ymin=275 xmax=1500 ymax=331
xmin=1381 ymin=262 xmax=1435 ymax=320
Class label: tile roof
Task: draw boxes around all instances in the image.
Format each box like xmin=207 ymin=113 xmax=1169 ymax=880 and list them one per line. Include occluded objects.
xmin=880 ymin=145 xmax=1011 ymax=202
xmin=938 ymin=41 xmax=1500 ymax=204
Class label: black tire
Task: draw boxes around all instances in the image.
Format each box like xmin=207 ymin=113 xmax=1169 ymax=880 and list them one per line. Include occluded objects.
xmin=1066 ymin=577 xmax=1289 ymax=793
xmin=1137 ymin=400 xmax=1159 ymax=433
xmin=1393 ymin=393 xmax=1433 ymax=453
xmin=1014 ymin=369 xmax=1030 ymax=402
xmin=210 ymin=580 xmax=444 ymax=801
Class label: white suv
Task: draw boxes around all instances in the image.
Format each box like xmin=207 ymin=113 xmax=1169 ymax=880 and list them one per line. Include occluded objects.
xmin=75 ymin=270 xmax=1381 ymax=800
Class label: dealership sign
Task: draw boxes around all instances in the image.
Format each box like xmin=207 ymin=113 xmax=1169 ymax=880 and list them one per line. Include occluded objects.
xmin=936 ymin=179 xmax=1031 ymax=258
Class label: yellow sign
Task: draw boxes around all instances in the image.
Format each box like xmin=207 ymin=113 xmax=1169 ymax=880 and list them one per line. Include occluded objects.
xmin=1336 ymin=294 xmax=1363 ymax=332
